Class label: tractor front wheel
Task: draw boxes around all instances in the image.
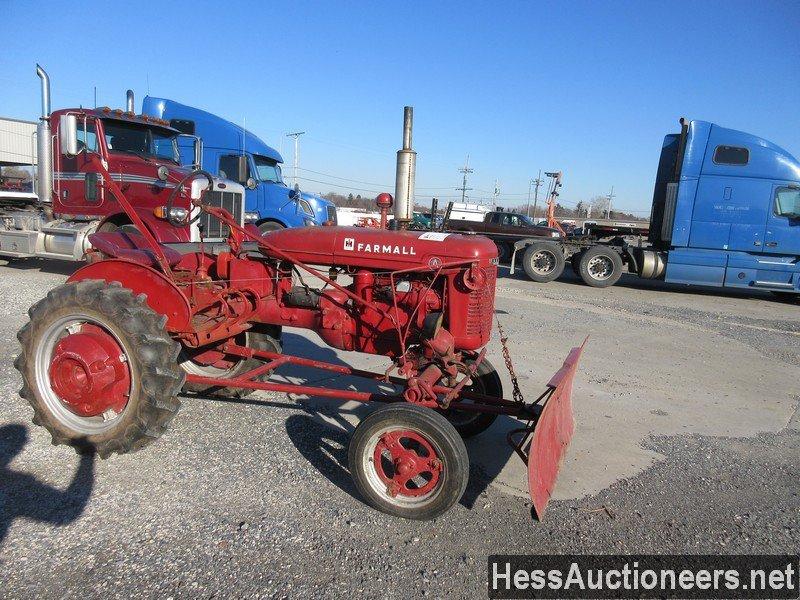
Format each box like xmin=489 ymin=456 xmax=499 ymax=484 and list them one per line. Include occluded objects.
xmin=15 ymin=280 xmax=184 ymax=457
xmin=348 ymin=404 xmax=468 ymax=520
xmin=441 ymin=357 xmax=503 ymax=438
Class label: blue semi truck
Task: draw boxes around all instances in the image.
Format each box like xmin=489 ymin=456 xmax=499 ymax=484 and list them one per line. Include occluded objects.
xmin=141 ymin=97 xmax=337 ymax=231
xmin=511 ymin=118 xmax=800 ymax=298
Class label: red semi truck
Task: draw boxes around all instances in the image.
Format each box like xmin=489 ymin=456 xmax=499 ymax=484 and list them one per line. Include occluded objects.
xmin=0 ymin=66 xmax=244 ymax=261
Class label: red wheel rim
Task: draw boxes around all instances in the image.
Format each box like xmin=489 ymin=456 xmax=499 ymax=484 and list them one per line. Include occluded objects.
xmin=48 ymin=323 xmax=131 ymax=417
xmin=372 ymin=429 xmax=443 ymax=498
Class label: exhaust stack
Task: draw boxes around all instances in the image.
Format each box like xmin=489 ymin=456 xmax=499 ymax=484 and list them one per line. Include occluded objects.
xmin=126 ymin=89 xmax=135 ymax=112
xmin=35 ymin=64 xmax=52 ymax=204
xmin=393 ymin=106 xmax=416 ymax=228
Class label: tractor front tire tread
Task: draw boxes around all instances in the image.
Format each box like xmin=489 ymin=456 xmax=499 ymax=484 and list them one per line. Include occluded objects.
xmin=15 ymin=280 xmax=184 ymax=458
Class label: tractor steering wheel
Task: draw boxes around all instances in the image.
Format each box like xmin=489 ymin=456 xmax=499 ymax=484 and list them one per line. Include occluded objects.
xmin=165 ymin=170 xmax=215 ymax=227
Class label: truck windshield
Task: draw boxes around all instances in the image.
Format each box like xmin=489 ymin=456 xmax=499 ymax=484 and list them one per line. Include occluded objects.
xmin=253 ymin=155 xmax=283 ymax=184
xmin=103 ymin=120 xmax=179 ymax=163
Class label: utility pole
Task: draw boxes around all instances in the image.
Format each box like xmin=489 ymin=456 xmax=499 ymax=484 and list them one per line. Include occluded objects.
xmin=529 ymin=170 xmax=543 ymax=218
xmin=605 ymin=185 xmax=615 ymax=219
xmin=286 ymin=131 xmax=305 ymax=187
xmin=455 ymin=155 xmax=473 ymax=204
xmin=492 ymin=179 xmax=500 ymax=208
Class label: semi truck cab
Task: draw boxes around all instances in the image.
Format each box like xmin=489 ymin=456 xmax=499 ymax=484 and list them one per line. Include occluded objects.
xmin=0 ymin=67 xmax=244 ymax=261
xmin=141 ymin=97 xmax=337 ymax=232
xmin=648 ymin=118 xmax=800 ymax=294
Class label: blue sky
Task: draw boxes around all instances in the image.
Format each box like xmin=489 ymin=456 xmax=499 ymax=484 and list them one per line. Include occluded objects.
xmin=2 ymin=0 xmax=798 ymax=214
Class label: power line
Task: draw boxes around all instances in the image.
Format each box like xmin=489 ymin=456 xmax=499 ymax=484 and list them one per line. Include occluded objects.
xmin=286 ymin=131 xmax=305 ymax=187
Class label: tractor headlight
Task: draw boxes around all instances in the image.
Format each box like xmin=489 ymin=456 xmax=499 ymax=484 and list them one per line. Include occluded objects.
xmin=169 ymin=207 xmax=188 ymax=222
xmin=550 ymin=231 xmax=561 ymax=238
xmin=303 ymin=217 xmax=317 ymax=226
xmin=244 ymin=211 xmax=260 ymax=223
xmin=299 ymin=199 xmax=314 ymax=216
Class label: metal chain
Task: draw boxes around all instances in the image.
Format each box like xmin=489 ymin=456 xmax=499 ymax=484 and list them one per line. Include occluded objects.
xmin=496 ymin=317 xmax=525 ymax=404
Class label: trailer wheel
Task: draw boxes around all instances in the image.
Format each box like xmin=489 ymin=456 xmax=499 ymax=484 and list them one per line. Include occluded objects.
xmin=180 ymin=329 xmax=282 ymax=398
xmin=348 ymin=404 xmax=468 ymax=520
xmin=521 ymin=242 xmax=565 ymax=283
xmin=15 ymin=280 xmax=184 ymax=457
xmin=441 ymin=357 xmax=502 ymax=438
xmin=578 ymin=245 xmax=624 ymax=288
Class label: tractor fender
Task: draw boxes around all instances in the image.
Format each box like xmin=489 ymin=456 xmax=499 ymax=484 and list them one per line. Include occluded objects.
xmin=67 ymin=259 xmax=192 ymax=332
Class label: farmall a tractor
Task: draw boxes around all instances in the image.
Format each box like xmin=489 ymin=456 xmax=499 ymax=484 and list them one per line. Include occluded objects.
xmin=15 ymin=172 xmax=584 ymax=520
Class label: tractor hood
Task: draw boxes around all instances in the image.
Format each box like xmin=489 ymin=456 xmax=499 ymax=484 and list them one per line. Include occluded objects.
xmin=262 ymin=227 xmax=498 ymax=270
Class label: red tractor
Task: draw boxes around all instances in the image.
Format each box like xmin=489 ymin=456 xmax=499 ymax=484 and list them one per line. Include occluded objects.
xmin=15 ymin=172 xmax=584 ymax=520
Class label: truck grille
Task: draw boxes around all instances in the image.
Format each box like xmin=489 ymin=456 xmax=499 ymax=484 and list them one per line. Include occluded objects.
xmin=199 ymin=190 xmax=243 ymax=238
xmin=326 ymin=205 xmax=337 ymax=225
xmin=466 ymin=265 xmax=496 ymax=339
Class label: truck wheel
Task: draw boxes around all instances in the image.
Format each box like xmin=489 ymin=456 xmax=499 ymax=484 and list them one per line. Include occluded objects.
xmin=258 ymin=221 xmax=285 ymax=234
xmin=578 ymin=245 xmax=624 ymax=288
xmin=521 ymin=242 xmax=565 ymax=283
xmin=348 ymin=404 xmax=468 ymax=520
xmin=15 ymin=280 xmax=184 ymax=458
xmin=441 ymin=357 xmax=502 ymax=438
xmin=495 ymin=242 xmax=512 ymax=264
xmin=180 ymin=329 xmax=282 ymax=398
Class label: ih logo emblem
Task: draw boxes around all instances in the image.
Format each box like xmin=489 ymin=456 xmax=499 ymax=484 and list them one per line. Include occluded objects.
xmin=343 ymin=238 xmax=355 ymax=251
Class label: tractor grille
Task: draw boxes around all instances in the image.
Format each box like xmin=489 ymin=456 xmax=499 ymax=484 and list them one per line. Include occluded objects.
xmin=199 ymin=190 xmax=243 ymax=238
xmin=326 ymin=205 xmax=337 ymax=225
xmin=466 ymin=265 xmax=496 ymax=339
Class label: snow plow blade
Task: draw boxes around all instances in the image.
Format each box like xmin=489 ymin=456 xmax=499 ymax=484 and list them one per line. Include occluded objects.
xmin=507 ymin=338 xmax=587 ymax=520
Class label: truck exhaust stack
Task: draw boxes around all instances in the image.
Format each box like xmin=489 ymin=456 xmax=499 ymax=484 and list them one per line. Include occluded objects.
xmin=393 ymin=106 xmax=416 ymax=228
xmin=35 ymin=64 xmax=52 ymax=204
xmin=126 ymin=89 xmax=135 ymax=113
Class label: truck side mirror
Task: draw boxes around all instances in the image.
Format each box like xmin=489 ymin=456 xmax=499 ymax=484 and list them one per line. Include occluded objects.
xmin=59 ymin=114 xmax=78 ymax=156
xmin=237 ymin=155 xmax=249 ymax=184
xmin=84 ymin=172 xmax=99 ymax=202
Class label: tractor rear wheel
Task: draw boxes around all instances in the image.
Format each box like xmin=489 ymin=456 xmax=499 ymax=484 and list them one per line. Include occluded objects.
xmin=441 ymin=357 xmax=502 ymax=438
xmin=348 ymin=404 xmax=468 ymax=520
xmin=521 ymin=242 xmax=565 ymax=283
xmin=180 ymin=327 xmax=282 ymax=398
xmin=15 ymin=280 xmax=184 ymax=457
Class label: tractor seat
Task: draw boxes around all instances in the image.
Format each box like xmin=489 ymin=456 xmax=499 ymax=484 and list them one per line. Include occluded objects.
xmin=89 ymin=231 xmax=183 ymax=268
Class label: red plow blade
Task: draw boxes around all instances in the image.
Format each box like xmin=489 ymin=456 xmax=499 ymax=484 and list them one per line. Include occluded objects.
xmin=508 ymin=338 xmax=587 ymax=520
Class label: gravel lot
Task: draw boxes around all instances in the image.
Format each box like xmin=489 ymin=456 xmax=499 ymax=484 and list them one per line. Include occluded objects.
xmin=0 ymin=259 xmax=798 ymax=599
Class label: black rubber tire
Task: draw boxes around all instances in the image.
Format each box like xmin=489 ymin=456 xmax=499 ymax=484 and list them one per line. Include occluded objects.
xmin=15 ymin=280 xmax=184 ymax=458
xmin=521 ymin=242 xmax=565 ymax=283
xmin=181 ymin=327 xmax=282 ymax=398
xmin=570 ymin=251 xmax=583 ymax=276
xmin=441 ymin=358 xmax=502 ymax=438
xmin=495 ymin=241 xmax=512 ymax=264
xmin=258 ymin=221 xmax=285 ymax=234
xmin=578 ymin=245 xmax=624 ymax=288
xmin=348 ymin=404 xmax=468 ymax=520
